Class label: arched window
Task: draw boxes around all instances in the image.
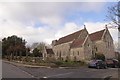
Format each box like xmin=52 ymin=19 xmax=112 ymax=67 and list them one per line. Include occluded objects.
xmin=78 ymin=51 xmax=79 ymax=55
xmin=96 ymin=47 xmax=97 ymax=51
xmin=56 ymin=52 xmax=58 ymax=56
xmin=73 ymin=51 xmax=74 ymax=56
xmin=88 ymin=44 xmax=89 ymax=47
xmin=59 ymin=51 xmax=61 ymax=58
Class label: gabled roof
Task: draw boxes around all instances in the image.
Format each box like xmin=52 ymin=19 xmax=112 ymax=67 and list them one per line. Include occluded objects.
xmin=70 ymin=38 xmax=85 ymax=48
xmin=55 ymin=29 xmax=85 ymax=45
xmin=89 ymin=29 xmax=105 ymax=41
xmin=46 ymin=49 xmax=54 ymax=54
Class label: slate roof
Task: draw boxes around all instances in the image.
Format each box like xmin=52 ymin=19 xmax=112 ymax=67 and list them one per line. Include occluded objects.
xmin=55 ymin=29 xmax=85 ymax=45
xmin=89 ymin=29 xmax=105 ymax=41
xmin=70 ymin=29 xmax=106 ymax=48
xmin=54 ymin=28 xmax=105 ymax=47
xmin=70 ymin=38 xmax=85 ymax=48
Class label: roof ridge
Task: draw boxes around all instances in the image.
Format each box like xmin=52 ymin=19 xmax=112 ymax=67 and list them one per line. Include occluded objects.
xmin=55 ymin=28 xmax=85 ymax=45
xmin=59 ymin=28 xmax=84 ymax=40
xmin=89 ymin=29 xmax=105 ymax=41
xmin=90 ymin=29 xmax=105 ymax=35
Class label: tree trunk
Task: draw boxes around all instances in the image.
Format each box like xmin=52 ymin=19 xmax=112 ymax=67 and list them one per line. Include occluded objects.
xmin=19 ymin=51 xmax=22 ymax=61
xmin=26 ymin=50 xmax=28 ymax=62
xmin=15 ymin=51 xmax=17 ymax=60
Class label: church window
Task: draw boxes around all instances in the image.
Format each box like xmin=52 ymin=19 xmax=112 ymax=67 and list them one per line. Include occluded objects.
xmin=88 ymin=44 xmax=89 ymax=47
xmin=73 ymin=51 xmax=74 ymax=56
xmin=56 ymin=51 xmax=58 ymax=56
xmin=78 ymin=51 xmax=79 ymax=55
xmin=96 ymin=47 xmax=97 ymax=51
xmin=109 ymin=42 xmax=111 ymax=47
xmin=61 ymin=58 xmax=63 ymax=60
xmin=63 ymin=51 xmax=65 ymax=56
xmin=59 ymin=51 xmax=61 ymax=57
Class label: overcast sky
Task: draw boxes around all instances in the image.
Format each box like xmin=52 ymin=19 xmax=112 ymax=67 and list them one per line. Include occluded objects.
xmin=0 ymin=1 xmax=118 ymax=46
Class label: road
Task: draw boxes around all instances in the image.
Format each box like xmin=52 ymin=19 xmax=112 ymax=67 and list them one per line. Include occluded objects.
xmin=2 ymin=61 xmax=34 ymax=78
xmin=2 ymin=61 xmax=119 ymax=79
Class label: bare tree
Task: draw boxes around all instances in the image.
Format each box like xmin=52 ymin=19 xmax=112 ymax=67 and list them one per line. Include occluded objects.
xmin=37 ymin=42 xmax=46 ymax=53
xmin=107 ymin=1 xmax=120 ymax=31
xmin=31 ymin=42 xmax=50 ymax=54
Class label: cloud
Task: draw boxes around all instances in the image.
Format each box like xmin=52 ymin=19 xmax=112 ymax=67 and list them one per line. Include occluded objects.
xmin=39 ymin=16 xmax=62 ymax=26
xmin=0 ymin=2 xmax=106 ymax=25
xmin=0 ymin=17 xmax=118 ymax=47
xmin=0 ymin=18 xmax=55 ymax=45
xmin=1 ymin=2 xmax=117 ymax=46
xmin=0 ymin=0 xmax=118 ymax=2
xmin=84 ymin=22 xmax=106 ymax=33
xmin=55 ymin=22 xmax=81 ymax=39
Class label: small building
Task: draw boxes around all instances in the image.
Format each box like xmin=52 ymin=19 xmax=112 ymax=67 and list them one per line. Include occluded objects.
xmin=43 ymin=47 xmax=54 ymax=61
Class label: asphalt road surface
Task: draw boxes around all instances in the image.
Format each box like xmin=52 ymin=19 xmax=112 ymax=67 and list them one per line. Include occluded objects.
xmin=2 ymin=61 xmax=119 ymax=79
xmin=2 ymin=61 xmax=33 ymax=78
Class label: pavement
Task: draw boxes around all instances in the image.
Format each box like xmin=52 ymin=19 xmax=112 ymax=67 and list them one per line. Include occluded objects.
xmin=2 ymin=60 xmax=51 ymax=68
xmin=2 ymin=60 xmax=119 ymax=80
xmin=2 ymin=61 xmax=34 ymax=78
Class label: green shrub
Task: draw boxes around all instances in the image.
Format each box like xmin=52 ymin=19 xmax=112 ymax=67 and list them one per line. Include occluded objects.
xmin=54 ymin=61 xmax=63 ymax=66
xmin=53 ymin=60 xmax=86 ymax=67
xmin=95 ymin=53 xmax=105 ymax=61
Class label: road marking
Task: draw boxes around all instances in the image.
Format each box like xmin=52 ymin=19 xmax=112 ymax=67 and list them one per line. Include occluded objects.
xmin=45 ymin=72 xmax=73 ymax=78
xmin=8 ymin=62 xmax=35 ymax=78
xmin=3 ymin=61 xmax=36 ymax=78
xmin=21 ymin=70 xmax=35 ymax=78
xmin=85 ymin=69 xmax=98 ymax=72
xmin=43 ymin=77 xmax=47 ymax=78
xmin=103 ymin=75 xmax=112 ymax=80
xmin=14 ymin=65 xmax=35 ymax=78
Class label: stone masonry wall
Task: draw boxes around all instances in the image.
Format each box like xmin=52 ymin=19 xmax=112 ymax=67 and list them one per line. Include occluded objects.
xmin=53 ymin=41 xmax=72 ymax=61
xmin=70 ymin=47 xmax=84 ymax=61
xmin=83 ymin=36 xmax=93 ymax=60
